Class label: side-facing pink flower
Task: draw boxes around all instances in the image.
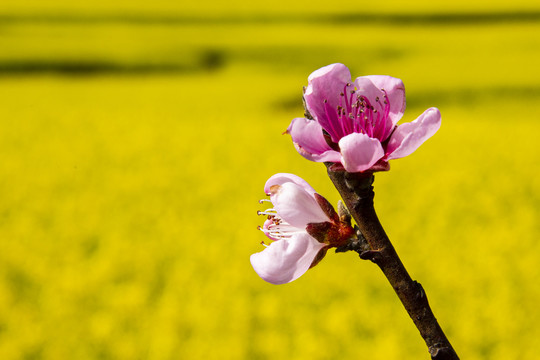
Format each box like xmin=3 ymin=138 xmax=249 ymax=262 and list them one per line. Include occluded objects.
xmin=287 ymin=63 xmax=441 ymax=173
xmin=251 ymin=173 xmax=354 ymax=284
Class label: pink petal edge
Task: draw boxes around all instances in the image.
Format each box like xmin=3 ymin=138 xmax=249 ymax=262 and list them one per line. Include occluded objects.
xmin=287 ymin=117 xmax=341 ymax=163
xmin=265 ymin=172 xmax=316 ymax=196
xmin=250 ymin=232 xmax=326 ymax=285
xmin=386 ymin=107 xmax=441 ymax=160
xmin=338 ymin=132 xmax=385 ymax=173
xmin=304 ymin=63 xmax=352 ymax=127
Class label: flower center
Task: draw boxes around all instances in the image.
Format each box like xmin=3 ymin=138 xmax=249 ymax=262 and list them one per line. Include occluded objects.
xmin=323 ymin=85 xmax=392 ymax=142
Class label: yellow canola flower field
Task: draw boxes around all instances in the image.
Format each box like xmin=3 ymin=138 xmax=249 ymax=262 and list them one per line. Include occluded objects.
xmin=0 ymin=1 xmax=539 ymax=359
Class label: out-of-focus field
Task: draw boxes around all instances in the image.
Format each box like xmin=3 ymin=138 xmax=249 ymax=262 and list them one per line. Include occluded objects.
xmin=0 ymin=1 xmax=539 ymax=359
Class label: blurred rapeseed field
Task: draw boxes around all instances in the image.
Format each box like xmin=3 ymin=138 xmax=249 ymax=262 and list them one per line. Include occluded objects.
xmin=0 ymin=0 xmax=539 ymax=359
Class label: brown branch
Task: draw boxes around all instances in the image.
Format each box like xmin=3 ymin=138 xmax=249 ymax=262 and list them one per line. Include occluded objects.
xmin=326 ymin=165 xmax=459 ymax=360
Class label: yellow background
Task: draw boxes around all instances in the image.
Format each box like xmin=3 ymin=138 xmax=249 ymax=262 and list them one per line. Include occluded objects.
xmin=0 ymin=1 xmax=539 ymax=359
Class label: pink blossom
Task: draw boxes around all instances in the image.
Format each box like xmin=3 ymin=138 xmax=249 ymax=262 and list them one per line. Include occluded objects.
xmin=251 ymin=173 xmax=353 ymax=284
xmin=287 ymin=63 xmax=441 ymax=173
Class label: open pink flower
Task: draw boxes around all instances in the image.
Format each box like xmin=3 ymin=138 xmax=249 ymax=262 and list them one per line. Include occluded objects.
xmin=251 ymin=173 xmax=353 ymax=284
xmin=287 ymin=63 xmax=441 ymax=173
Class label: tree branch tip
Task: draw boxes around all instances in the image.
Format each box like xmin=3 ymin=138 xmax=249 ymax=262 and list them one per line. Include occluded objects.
xmin=324 ymin=162 xmax=459 ymax=359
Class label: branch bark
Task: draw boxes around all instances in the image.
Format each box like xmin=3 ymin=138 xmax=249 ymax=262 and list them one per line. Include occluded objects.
xmin=326 ymin=165 xmax=459 ymax=360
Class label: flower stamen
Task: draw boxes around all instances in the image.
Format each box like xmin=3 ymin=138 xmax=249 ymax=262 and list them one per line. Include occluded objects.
xmin=257 ymin=209 xmax=277 ymax=216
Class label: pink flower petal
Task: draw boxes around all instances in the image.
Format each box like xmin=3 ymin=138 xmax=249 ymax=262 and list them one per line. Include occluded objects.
xmin=338 ymin=132 xmax=385 ymax=173
xmin=270 ymin=182 xmax=329 ymax=228
xmin=265 ymin=172 xmax=317 ymax=196
xmin=354 ymin=76 xmax=401 ymax=141
xmin=287 ymin=118 xmax=341 ymax=163
xmin=304 ymin=63 xmax=353 ymax=131
xmin=354 ymin=77 xmax=386 ymax=102
xmin=250 ymin=233 xmax=326 ymax=284
xmin=386 ymin=107 xmax=441 ymax=160
xmin=362 ymin=75 xmax=406 ymax=126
